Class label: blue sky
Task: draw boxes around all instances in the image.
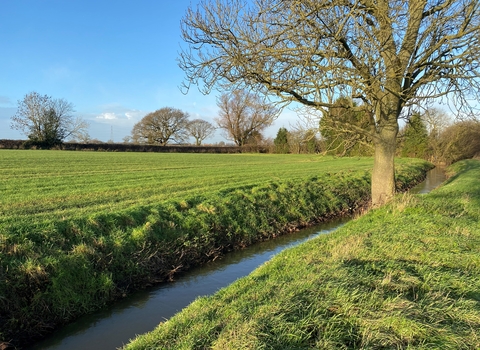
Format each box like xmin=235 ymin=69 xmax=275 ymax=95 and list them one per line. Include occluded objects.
xmin=0 ymin=0 xmax=295 ymax=143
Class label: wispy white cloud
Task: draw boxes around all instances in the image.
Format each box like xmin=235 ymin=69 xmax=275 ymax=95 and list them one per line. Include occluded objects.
xmin=125 ymin=112 xmax=140 ymax=120
xmin=94 ymin=106 xmax=147 ymax=127
xmin=0 ymin=96 xmax=14 ymax=106
xmin=0 ymin=106 xmax=21 ymax=139
xmin=96 ymin=112 xmax=118 ymax=120
xmin=0 ymin=105 xmax=15 ymax=119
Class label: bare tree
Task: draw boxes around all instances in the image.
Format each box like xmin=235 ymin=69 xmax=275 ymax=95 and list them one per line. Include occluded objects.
xmin=286 ymin=130 xmax=304 ymax=154
xmin=131 ymin=107 xmax=190 ymax=145
xmin=422 ymin=108 xmax=452 ymax=139
xmin=11 ymin=92 xmax=89 ymax=145
xmin=72 ymin=128 xmax=91 ymax=144
xmin=436 ymin=120 xmax=480 ymax=164
xmin=420 ymin=108 xmax=452 ymax=162
xmin=187 ymin=119 xmax=216 ymax=145
xmin=180 ymin=0 xmax=480 ymax=206
xmin=286 ymin=111 xmax=321 ymax=154
xmin=215 ymin=90 xmax=280 ymax=146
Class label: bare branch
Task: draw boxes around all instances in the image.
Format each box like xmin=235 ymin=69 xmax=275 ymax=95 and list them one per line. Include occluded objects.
xmin=131 ymin=107 xmax=190 ymax=145
xmin=186 ymin=119 xmax=216 ymax=145
xmin=179 ymin=0 xmax=480 ymax=205
xmin=215 ymin=89 xmax=280 ymax=146
xmin=10 ymin=92 xmax=88 ymax=145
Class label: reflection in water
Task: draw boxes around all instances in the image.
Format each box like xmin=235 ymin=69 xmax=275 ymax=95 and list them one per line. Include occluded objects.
xmin=28 ymin=167 xmax=446 ymax=350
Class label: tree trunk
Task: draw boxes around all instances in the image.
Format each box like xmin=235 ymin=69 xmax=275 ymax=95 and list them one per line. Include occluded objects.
xmin=371 ymin=125 xmax=398 ymax=207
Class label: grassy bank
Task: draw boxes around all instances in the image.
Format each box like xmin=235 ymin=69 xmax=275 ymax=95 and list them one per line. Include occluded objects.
xmin=0 ymin=152 xmax=431 ymax=347
xmin=125 ymin=159 xmax=480 ymax=350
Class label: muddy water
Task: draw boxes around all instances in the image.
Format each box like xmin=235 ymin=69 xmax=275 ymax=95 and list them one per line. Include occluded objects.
xmin=28 ymin=167 xmax=446 ymax=350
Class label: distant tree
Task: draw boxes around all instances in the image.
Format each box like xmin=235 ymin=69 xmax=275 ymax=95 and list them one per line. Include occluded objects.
xmin=305 ymin=129 xmax=319 ymax=154
xmin=421 ymin=108 xmax=452 ymax=162
xmin=274 ymin=127 xmax=290 ymax=154
xmin=131 ymin=107 xmax=190 ymax=145
xmin=215 ymin=90 xmax=280 ymax=146
xmin=287 ymin=130 xmax=303 ymax=154
xmin=180 ymin=0 xmax=480 ymax=206
xmin=422 ymin=108 xmax=452 ymax=140
xmin=11 ymin=92 xmax=89 ymax=146
xmin=187 ymin=119 xmax=216 ymax=145
xmin=436 ymin=120 xmax=480 ymax=164
xmin=400 ymin=113 xmax=429 ymax=158
xmin=262 ymin=136 xmax=275 ymax=153
xmin=285 ymin=129 xmax=319 ymax=154
xmin=244 ymin=130 xmax=264 ymax=146
xmin=286 ymin=110 xmax=322 ymax=154
xmin=320 ymin=97 xmax=373 ymax=156
xmin=75 ymin=131 xmax=91 ymax=144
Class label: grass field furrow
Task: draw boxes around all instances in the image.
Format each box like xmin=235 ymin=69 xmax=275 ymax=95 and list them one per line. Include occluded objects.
xmin=0 ymin=151 xmax=377 ymax=224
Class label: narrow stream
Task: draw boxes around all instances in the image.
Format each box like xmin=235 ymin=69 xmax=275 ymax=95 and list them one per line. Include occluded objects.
xmin=28 ymin=167 xmax=446 ymax=350
xmin=409 ymin=166 xmax=446 ymax=194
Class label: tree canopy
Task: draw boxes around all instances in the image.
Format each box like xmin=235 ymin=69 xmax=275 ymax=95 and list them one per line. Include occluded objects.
xmin=131 ymin=107 xmax=190 ymax=145
xmin=187 ymin=119 xmax=216 ymax=145
xmin=180 ymin=0 xmax=480 ymax=206
xmin=215 ymin=90 xmax=279 ymax=146
xmin=400 ymin=113 xmax=429 ymax=159
xmin=11 ymin=92 xmax=89 ymax=146
xmin=274 ymin=127 xmax=290 ymax=154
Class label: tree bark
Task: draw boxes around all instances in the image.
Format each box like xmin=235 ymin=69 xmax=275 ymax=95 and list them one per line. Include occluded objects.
xmin=372 ymin=124 xmax=398 ymax=207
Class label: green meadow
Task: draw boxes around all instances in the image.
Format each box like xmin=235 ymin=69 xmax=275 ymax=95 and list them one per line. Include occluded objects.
xmin=125 ymin=159 xmax=480 ymax=350
xmin=0 ymin=151 xmax=375 ymax=223
xmin=0 ymin=150 xmax=432 ymax=347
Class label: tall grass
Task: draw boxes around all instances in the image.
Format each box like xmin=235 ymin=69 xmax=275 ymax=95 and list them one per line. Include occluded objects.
xmin=0 ymin=151 xmax=431 ymax=347
xmin=125 ymin=160 xmax=479 ymax=350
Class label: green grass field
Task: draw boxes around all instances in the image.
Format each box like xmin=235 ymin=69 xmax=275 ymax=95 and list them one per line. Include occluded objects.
xmin=0 ymin=150 xmax=432 ymax=347
xmin=125 ymin=159 xmax=480 ymax=350
xmin=0 ymin=151 xmax=375 ymax=224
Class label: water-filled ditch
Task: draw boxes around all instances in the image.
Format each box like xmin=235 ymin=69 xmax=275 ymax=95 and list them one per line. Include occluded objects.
xmin=28 ymin=167 xmax=446 ymax=350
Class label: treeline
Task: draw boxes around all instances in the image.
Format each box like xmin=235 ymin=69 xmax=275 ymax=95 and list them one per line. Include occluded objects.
xmin=397 ymin=109 xmax=480 ymax=165
xmin=0 ymin=139 xmax=270 ymax=153
xmin=8 ymin=90 xmax=276 ymax=149
xmin=269 ymin=103 xmax=480 ymax=164
xmin=7 ymin=91 xmax=480 ymax=162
